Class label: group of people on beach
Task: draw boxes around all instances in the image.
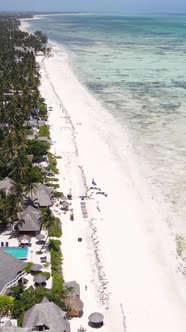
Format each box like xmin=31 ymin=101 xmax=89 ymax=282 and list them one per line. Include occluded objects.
xmin=90 ymin=178 xmax=108 ymax=197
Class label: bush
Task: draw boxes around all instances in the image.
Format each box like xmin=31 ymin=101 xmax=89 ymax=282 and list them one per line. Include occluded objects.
xmin=49 ymin=239 xmax=64 ymax=294
xmin=24 ymin=262 xmax=33 ymax=273
xmin=27 ymin=166 xmax=44 ymax=183
xmin=0 ymin=295 xmax=14 ymax=317
xmin=47 ymin=152 xmax=58 ymax=174
xmin=52 ymin=271 xmax=64 ymax=293
xmin=49 ymin=217 xmax=62 ymax=238
xmin=26 ymin=139 xmax=50 ymax=162
xmin=52 ymin=191 xmax=64 ymax=198
xmin=47 ymin=183 xmax=59 ymax=189
xmin=38 ymin=125 xmax=50 ymax=138
xmin=38 ymin=272 xmax=50 ymax=280
xmin=45 ymin=177 xmax=59 ymax=182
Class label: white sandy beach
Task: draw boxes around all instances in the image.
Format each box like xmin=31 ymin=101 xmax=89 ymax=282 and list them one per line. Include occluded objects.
xmin=21 ymin=20 xmax=186 ymax=332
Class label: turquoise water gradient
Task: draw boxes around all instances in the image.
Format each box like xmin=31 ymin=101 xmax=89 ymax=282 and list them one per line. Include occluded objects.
xmin=28 ymin=14 xmax=186 ymax=230
xmin=2 ymin=247 xmax=28 ymax=259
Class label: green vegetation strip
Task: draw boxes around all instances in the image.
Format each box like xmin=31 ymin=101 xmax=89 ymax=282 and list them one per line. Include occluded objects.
xmin=49 ymin=239 xmax=64 ymax=294
xmin=47 ymin=152 xmax=59 ymax=174
xmin=49 ymin=217 xmax=62 ymax=238
xmin=38 ymin=125 xmax=50 ymax=138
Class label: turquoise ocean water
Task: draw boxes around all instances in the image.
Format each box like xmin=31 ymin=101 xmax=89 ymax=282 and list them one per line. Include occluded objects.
xmin=28 ymin=14 xmax=186 ymax=233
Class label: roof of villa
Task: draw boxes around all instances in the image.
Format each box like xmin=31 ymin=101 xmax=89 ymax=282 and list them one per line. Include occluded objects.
xmin=37 ymin=136 xmax=50 ymax=142
xmin=23 ymin=298 xmax=71 ymax=332
xmin=23 ymin=119 xmax=46 ymax=128
xmin=0 ymin=250 xmax=27 ymax=293
xmin=0 ymin=177 xmax=16 ymax=194
xmin=0 ymin=320 xmax=31 ymax=332
xmin=17 ymin=206 xmax=41 ymax=232
xmin=64 ymin=281 xmax=80 ymax=297
xmin=26 ymin=184 xmax=53 ymax=207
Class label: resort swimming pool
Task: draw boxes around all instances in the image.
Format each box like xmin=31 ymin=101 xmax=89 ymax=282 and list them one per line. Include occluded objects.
xmin=2 ymin=247 xmax=28 ymax=259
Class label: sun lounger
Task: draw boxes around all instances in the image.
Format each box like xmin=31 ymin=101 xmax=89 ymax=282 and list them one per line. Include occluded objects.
xmin=40 ymin=256 xmax=47 ymax=262
xmin=1 ymin=242 xmax=4 ymax=247
xmin=5 ymin=242 xmax=8 ymax=247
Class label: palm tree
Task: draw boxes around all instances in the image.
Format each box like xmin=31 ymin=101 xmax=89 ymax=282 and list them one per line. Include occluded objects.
xmin=8 ymin=183 xmax=24 ymax=223
xmin=0 ymin=189 xmax=10 ymax=229
xmin=23 ymin=180 xmax=41 ymax=209
xmin=39 ymin=208 xmax=54 ymax=251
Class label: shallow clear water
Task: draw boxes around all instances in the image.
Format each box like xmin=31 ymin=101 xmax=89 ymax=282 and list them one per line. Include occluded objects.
xmin=28 ymin=14 xmax=186 ymax=233
xmin=2 ymin=246 xmax=28 ymax=259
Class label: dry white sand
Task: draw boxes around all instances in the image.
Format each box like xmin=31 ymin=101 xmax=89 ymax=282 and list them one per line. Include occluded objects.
xmin=21 ymin=20 xmax=186 ymax=332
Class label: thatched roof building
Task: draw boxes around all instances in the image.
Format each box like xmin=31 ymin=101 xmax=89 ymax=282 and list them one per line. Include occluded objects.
xmin=0 ymin=250 xmax=26 ymax=294
xmin=64 ymin=281 xmax=80 ymax=297
xmin=0 ymin=177 xmax=16 ymax=195
xmin=60 ymin=201 xmax=70 ymax=211
xmin=64 ymin=281 xmax=83 ymax=318
xmin=17 ymin=206 xmax=41 ymax=233
xmin=23 ymin=297 xmax=71 ymax=332
xmin=26 ymin=184 xmax=54 ymax=207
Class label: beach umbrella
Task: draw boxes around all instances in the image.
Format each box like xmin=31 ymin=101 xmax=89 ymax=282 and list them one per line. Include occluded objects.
xmin=34 ymin=274 xmax=47 ymax=284
xmin=88 ymin=312 xmax=104 ymax=324
xmin=36 ymin=234 xmax=45 ymax=241
xmin=20 ymin=235 xmax=31 ymax=243
xmin=30 ymin=264 xmax=42 ymax=272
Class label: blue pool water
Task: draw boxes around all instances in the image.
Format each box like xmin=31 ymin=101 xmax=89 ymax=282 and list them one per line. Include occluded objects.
xmin=2 ymin=247 xmax=28 ymax=259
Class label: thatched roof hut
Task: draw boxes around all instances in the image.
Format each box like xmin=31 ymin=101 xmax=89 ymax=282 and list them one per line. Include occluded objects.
xmin=23 ymin=297 xmax=71 ymax=332
xmin=30 ymin=264 xmax=42 ymax=272
xmin=64 ymin=296 xmax=84 ymax=318
xmin=60 ymin=200 xmax=70 ymax=211
xmin=64 ymin=281 xmax=80 ymax=297
xmin=17 ymin=206 xmax=41 ymax=233
xmin=33 ymin=274 xmax=46 ymax=284
xmin=64 ymin=281 xmax=83 ymax=318
xmin=0 ymin=177 xmax=16 ymax=195
xmin=26 ymin=183 xmax=53 ymax=207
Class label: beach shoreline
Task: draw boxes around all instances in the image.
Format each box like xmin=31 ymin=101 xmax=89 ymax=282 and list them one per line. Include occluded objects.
xmin=21 ymin=18 xmax=186 ymax=332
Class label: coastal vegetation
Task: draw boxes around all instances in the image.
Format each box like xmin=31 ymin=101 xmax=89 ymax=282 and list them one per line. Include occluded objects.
xmin=0 ymin=14 xmax=66 ymax=326
xmin=0 ymin=15 xmax=50 ymax=229
xmin=49 ymin=239 xmax=64 ymax=294
xmin=10 ymin=284 xmax=66 ymax=326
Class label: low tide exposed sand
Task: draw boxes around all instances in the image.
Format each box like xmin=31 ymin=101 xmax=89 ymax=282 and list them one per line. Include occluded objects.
xmin=21 ymin=19 xmax=186 ymax=332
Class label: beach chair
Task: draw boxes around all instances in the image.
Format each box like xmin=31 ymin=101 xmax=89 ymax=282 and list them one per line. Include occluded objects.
xmin=1 ymin=242 xmax=4 ymax=247
xmin=5 ymin=242 xmax=8 ymax=247
xmin=40 ymin=256 xmax=47 ymax=263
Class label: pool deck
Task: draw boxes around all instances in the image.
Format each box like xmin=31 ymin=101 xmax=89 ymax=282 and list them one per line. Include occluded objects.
xmin=0 ymin=229 xmax=52 ymax=289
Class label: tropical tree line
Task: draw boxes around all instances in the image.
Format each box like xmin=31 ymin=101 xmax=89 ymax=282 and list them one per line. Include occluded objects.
xmin=0 ymin=16 xmax=50 ymax=229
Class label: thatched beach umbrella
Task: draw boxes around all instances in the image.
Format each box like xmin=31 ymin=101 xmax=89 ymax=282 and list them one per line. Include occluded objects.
xmin=20 ymin=235 xmax=31 ymax=243
xmin=30 ymin=264 xmax=42 ymax=272
xmin=34 ymin=274 xmax=47 ymax=284
xmin=36 ymin=234 xmax=45 ymax=241
xmin=88 ymin=312 xmax=104 ymax=328
xmin=64 ymin=297 xmax=84 ymax=318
